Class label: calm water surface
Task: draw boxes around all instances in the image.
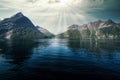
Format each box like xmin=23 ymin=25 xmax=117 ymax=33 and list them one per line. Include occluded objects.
xmin=0 ymin=39 xmax=120 ymax=80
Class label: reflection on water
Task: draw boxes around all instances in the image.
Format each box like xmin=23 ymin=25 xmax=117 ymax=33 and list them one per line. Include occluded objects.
xmin=67 ymin=39 xmax=120 ymax=59
xmin=0 ymin=40 xmax=36 ymax=64
xmin=0 ymin=39 xmax=120 ymax=80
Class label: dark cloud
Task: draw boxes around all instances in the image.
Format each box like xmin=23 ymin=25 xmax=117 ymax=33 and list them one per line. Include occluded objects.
xmin=81 ymin=0 xmax=120 ymax=22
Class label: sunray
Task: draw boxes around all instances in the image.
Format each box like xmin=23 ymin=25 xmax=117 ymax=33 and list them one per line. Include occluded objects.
xmin=57 ymin=6 xmax=69 ymax=33
xmin=31 ymin=0 xmax=93 ymax=34
xmin=65 ymin=5 xmax=87 ymax=24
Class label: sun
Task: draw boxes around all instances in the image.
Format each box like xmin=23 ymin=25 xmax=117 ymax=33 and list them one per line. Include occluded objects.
xmin=59 ymin=0 xmax=73 ymax=7
xmin=60 ymin=0 xmax=69 ymax=4
xmin=48 ymin=0 xmax=73 ymax=7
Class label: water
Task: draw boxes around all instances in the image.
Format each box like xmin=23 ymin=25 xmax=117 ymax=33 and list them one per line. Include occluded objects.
xmin=0 ymin=39 xmax=120 ymax=80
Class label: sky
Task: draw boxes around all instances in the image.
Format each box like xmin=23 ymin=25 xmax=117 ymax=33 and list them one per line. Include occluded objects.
xmin=0 ymin=0 xmax=120 ymax=34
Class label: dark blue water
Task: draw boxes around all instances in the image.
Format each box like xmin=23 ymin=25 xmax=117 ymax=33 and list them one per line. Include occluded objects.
xmin=0 ymin=39 xmax=120 ymax=80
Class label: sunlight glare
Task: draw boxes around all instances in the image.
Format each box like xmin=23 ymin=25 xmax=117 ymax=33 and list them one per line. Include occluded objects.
xmin=59 ymin=0 xmax=73 ymax=6
xmin=60 ymin=0 xmax=70 ymax=4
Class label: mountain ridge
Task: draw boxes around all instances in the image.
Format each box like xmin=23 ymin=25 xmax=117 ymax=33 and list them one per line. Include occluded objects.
xmin=57 ymin=19 xmax=120 ymax=39
xmin=0 ymin=12 xmax=54 ymax=40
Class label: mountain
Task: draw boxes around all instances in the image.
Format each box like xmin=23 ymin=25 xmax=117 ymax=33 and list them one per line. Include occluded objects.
xmin=36 ymin=26 xmax=54 ymax=37
xmin=0 ymin=12 xmax=53 ymax=40
xmin=57 ymin=20 xmax=120 ymax=39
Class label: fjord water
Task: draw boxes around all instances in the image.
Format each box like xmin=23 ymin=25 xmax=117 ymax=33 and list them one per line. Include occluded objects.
xmin=0 ymin=39 xmax=120 ymax=80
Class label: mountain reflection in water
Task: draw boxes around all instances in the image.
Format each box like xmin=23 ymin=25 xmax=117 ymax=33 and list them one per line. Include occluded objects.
xmin=0 ymin=39 xmax=120 ymax=80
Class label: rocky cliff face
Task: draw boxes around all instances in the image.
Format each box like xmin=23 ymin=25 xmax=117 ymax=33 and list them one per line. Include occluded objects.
xmin=36 ymin=26 xmax=54 ymax=38
xmin=57 ymin=20 xmax=120 ymax=39
xmin=0 ymin=12 xmax=54 ymax=40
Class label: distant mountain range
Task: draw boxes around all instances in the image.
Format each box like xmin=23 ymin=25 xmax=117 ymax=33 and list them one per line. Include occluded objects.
xmin=0 ymin=12 xmax=54 ymax=40
xmin=57 ymin=19 xmax=120 ymax=39
xmin=0 ymin=12 xmax=120 ymax=40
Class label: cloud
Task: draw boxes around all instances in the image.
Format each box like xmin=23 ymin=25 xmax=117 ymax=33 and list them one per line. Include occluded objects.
xmin=0 ymin=0 xmax=120 ymax=34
